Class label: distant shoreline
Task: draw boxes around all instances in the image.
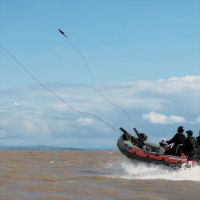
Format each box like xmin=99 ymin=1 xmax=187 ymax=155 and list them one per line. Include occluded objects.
xmin=0 ymin=146 xmax=116 ymax=151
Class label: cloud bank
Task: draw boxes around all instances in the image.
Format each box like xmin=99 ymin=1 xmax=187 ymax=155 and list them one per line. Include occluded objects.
xmin=142 ymin=111 xmax=185 ymax=124
xmin=0 ymin=76 xmax=200 ymax=148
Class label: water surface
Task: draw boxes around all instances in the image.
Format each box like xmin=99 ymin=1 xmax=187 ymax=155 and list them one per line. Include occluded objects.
xmin=0 ymin=150 xmax=200 ymax=200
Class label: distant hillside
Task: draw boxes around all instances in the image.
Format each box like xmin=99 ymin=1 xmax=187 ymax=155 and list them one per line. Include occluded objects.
xmin=0 ymin=145 xmax=82 ymax=150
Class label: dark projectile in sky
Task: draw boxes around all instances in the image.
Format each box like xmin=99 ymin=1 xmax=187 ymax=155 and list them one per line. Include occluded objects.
xmin=58 ymin=29 xmax=68 ymax=37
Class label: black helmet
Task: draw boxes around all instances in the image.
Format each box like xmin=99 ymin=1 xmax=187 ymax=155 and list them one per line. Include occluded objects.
xmin=177 ymin=126 xmax=184 ymax=133
xmin=186 ymin=130 xmax=193 ymax=136
xmin=139 ymin=133 xmax=148 ymax=142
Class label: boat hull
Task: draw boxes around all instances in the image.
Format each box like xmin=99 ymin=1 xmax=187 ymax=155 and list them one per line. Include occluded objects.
xmin=117 ymin=134 xmax=197 ymax=169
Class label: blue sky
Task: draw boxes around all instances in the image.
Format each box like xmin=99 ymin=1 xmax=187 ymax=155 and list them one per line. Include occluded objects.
xmin=0 ymin=0 xmax=200 ymax=148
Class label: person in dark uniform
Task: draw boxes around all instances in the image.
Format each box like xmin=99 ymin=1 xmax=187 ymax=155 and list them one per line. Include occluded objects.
xmin=183 ymin=130 xmax=197 ymax=158
xmin=196 ymin=134 xmax=200 ymax=157
xmin=165 ymin=126 xmax=186 ymax=155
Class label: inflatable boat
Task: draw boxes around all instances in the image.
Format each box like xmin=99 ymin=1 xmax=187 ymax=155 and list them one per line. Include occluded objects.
xmin=117 ymin=127 xmax=198 ymax=169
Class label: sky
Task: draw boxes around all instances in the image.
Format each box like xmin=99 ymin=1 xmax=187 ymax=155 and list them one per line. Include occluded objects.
xmin=0 ymin=0 xmax=200 ymax=149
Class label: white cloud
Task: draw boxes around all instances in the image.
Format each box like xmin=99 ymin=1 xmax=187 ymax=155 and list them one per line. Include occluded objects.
xmin=13 ymin=102 xmax=20 ymax=106
xmin=195 ymin=116 xmax=200 ymax=123
xmin=0 ymin=130 xmax=7 ymax=138
xmin=76 ymin=117 xmax=95 ymax=126
xmin=142 ymin=111 xmax=185 ymax=124
xmin=168 ymin=76 xmax=200 ymax=82
xmin=1 ymin=75 xmax=200 ymax=147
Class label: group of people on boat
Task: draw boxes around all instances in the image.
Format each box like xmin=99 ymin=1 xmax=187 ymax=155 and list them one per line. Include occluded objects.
xmin=159 ymin=126 xmax=199 ymax=158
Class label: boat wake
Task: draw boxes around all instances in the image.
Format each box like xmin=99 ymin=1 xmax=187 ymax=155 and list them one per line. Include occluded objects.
xmin=105 ymin=158 xmax=200 ymax=181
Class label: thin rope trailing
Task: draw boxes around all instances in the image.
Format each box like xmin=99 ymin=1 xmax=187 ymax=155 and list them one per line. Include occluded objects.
xmin=0 ymin=44 xmax=118 ymax=133
xmin=58 ymin=31 xmax=134 ymax=126
xmin=68 ymin=39 xmax=134 ymax=125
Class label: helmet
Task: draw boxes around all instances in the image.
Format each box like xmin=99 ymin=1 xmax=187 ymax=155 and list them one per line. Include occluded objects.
xmin=139 ymin=133 xmax=148 ymax=142
xmin=186 ymin=130 xmax=193 ymax=136
xmin=177 ymin=126 xmax=184 ymax=133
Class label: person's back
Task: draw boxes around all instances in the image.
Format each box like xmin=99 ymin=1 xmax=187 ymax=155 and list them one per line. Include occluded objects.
xmin=165 ymin=126 xmax=186 ymax=155
xmin=184 ymin=130 xmax=196 ymax=157
xmin=196 ymin=136 xmax=200 ymax=157
xmin=169 ymin=133 xmax=186 ymax=146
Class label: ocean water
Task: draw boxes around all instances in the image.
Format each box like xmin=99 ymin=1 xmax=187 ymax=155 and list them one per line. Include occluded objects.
xmin=0 ymin=150 xmax=200 ymax=200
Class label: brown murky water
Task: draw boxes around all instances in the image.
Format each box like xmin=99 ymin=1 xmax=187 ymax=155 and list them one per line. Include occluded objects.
xmin=0 ymin=150 xmax=200 ymax=200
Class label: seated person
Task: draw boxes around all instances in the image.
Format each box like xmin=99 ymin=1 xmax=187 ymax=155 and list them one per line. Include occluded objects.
xmin=165 ymin=126 xmax=186 ymax=155
xmin=159 ymin=139 xmax=171 ymax=154
xmin=183 ymin=130 xmax=197 ymax=158
xmin=196 ymin=136 xmax=200 ymax=157
xmin=196 ymin=135 xmax=200 ymax=146
xmin=138 ymin=133 xmax=148 ymax=148
xmin=139 ymin=133 xmax=148 ymax=142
